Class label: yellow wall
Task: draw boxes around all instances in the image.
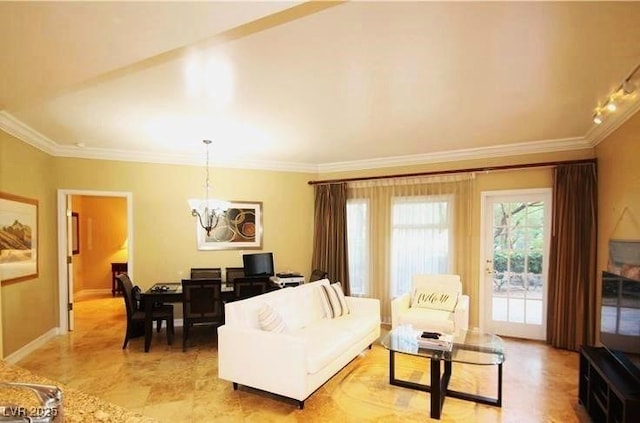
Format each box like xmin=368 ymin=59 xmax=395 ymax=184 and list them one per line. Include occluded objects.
xmin=595 ymin=111 xmax=640 ymax=294
xmin=73 ymin=196 xmax=127 ymax=293
xmin=3 ymin=112 xmax=634 ymax=356
xmin=53 ymin=157 xmax=316 ymax=290
xmin=0 ymin=131 xmax=58 ymax=356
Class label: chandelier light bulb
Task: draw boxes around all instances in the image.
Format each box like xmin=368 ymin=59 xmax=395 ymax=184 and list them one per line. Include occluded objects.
xmin=606 ymin=101 xmax=617 ymax=112
xmin=188 ymin=139 xmax=229 ymax=237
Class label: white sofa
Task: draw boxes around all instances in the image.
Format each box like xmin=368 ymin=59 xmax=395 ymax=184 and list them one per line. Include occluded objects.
xmin=217 ymin=278 xmax=380 ymax=408
xmin=391 ymin=274 xmax=469 ymax=335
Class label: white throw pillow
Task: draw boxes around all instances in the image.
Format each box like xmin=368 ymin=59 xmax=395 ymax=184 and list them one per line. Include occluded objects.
xmin=332 ymin=282 xmax=350 ymax=316
xmin=318 ymin=284 xmax=334 ymax=319
xmin=320 ymin=282 xmax=350 ymax=318
xmin=258 ymin=303 xmax=287 ymax=333
xmin=412 ymin=289 xmax=458 ymax=312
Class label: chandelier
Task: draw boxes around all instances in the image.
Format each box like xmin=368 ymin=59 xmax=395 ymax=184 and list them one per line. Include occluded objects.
xmin=188 ymin=139 xmax=230 ymax=237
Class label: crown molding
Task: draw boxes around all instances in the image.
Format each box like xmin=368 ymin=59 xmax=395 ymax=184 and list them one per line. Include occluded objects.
xmin=0 ymin=111 xmax=58 ymax=155
xmin=52 ymin=145 xmax=318 ymax=173
xmin=2 ymin=111 xmax=595 ymax=174
xmin=317 ymin=137 xmax=593 ymax=173
xmin=0 ymin=111 xmax=318 ymax=172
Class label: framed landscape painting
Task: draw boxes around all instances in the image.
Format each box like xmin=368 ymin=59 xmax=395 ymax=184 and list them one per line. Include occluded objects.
xmin=196 ymin=201 xmax=263 ymax=251
xmin=0 ymin=192 xmax=38 ymax=283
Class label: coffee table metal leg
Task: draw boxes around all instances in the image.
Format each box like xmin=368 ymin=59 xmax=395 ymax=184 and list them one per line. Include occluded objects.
xmin=389 ymin=350 xmax=395 ymax=384
xmin=497 ymin=362 xmax=502 ymax=407
xmin=430 ymin=357 xmax=441 ymax=419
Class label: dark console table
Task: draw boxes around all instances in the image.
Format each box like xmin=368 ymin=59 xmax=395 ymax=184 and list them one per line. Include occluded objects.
xmin=579 ymin=346 xmax=640 ymax=422
xmin=111 ymin=262 xmax=128 ymax=296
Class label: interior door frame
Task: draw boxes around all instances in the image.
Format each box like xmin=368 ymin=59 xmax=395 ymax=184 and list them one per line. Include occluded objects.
xmin=478 ymin=188 xmax=552 ymax=338
xmin=57 ymin=189 xmax=133 ymax=333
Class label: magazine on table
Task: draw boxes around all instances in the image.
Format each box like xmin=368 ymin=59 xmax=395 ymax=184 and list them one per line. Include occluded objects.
xmin=415 ymin=330 xmax=453 ymax=351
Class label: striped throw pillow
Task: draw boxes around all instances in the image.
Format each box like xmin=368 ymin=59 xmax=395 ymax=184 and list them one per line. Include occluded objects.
xmin=321 ymin=282 xmax=351 ymax=318
xmin=258 ymin=303 xmax=287 ymax=333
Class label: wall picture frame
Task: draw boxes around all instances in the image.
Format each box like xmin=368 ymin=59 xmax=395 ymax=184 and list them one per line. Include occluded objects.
xmin=196 ymin=201 xmax=263 ymax=251
xmin=0 ymin=192 xmax=39 ymax=283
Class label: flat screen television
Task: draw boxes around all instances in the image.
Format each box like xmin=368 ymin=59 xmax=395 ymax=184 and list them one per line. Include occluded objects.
xmin=243 ymin=252 xmax=275 ymax=277
xmin=600 ymin=271 xmax=640 ymax=382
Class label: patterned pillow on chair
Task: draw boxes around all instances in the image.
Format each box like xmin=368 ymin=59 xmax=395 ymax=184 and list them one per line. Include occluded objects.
xmin=411 ymin=289 xmax=458 ymax=312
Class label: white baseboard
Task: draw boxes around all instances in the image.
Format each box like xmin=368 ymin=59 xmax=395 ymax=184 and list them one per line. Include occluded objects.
xmin=4 ymin=327 xmax=60 ymax=364
xmin=4 ymin=317 xmax=184 ymax=363
xmin=74 ymin=289 xmax=112 ymax=299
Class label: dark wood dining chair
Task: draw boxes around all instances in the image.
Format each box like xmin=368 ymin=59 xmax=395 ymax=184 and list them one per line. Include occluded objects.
xmin=190 ymin=267 xmax=222 ymax=279
xmin=225 ymin=267 xmax=245 ymax=284
xmin=181 ymin=278 xmax=224 ymax=352
xmin=309 ymin=269 xmax=329 ymax=282
xmin=233 ymin=277 xmax=270 ymax=300
xmin=117 ymin=274 xmax=174 ymax=350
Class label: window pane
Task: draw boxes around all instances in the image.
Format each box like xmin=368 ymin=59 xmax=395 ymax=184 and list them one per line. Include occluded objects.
xmin=390 ymin=196 xmax=451 ymax=297
xmin=525 ymin=300 xmax=543 ymax=325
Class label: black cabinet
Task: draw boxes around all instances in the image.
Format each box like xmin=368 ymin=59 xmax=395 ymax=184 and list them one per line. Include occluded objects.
xmin=111 ymin=262 xmax=128 ymax=297
xmin=579 ymin=346 xmax=640 ymax=422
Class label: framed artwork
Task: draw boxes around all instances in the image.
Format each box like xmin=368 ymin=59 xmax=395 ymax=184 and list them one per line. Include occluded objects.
xmin=608 ymin=239 xmax=640 ymax=279
xmin=72 ymin=212 xmax=80 ymax=255
xmin=196 ymin=201 xmax=263 ymax=251
xmin=0 ymin=192 xmax=39 ymax=283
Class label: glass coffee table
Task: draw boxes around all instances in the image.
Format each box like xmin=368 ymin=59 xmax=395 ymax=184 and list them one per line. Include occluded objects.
xmin=381 ymin=326 xmax=505 ymax=419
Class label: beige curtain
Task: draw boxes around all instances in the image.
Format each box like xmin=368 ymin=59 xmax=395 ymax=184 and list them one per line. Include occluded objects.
xmin=547 ymin=163 xmax=598 ymax=350
xmin=347 ymin=174 xmax=475 ymax=323
xmin=311 ymin=183 xmax=350 ymax=295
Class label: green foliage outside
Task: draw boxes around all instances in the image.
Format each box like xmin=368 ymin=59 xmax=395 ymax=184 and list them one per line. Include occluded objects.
xmin=493 ymin=251 xmax=543 ymax=274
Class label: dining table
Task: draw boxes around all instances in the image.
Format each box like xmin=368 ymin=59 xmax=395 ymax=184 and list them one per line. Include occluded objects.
xmin=141 ymin=282 xmax=236 ymax=352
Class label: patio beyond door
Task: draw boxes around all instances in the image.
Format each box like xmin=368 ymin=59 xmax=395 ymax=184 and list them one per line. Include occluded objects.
xmin=481 ymin=189 xmax=551 ymax=340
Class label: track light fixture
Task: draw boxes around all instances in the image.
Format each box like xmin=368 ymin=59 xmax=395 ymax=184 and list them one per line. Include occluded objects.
xmin=592 ymin=63 xmax=639 ymax=125
xmin=593 ymin=111 xmax=603 ymax=125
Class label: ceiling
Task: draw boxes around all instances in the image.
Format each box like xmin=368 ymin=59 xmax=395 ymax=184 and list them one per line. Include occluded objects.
xmin=1 ymin=1 xmax=640 ymax=173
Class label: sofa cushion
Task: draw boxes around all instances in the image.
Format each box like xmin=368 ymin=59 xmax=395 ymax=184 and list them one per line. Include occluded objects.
xmin=258 ymin=303 xmax=288 ymax=333
xmin=290 ymin=280 xmax=330 ymax=328
xmin=411 ymin=288 xmax=458 ymax=312
xmin=288 ymin=314 xmax=375 ymax=374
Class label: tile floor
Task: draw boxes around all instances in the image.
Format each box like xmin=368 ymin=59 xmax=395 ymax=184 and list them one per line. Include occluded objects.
xmin=17 ymin=295 xmax=590 ymax=422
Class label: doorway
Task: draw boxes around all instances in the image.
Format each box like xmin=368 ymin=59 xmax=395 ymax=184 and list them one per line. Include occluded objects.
xmin=480 ymin=189 xmax=552 ymax=340
xmin=57 ymin=190 xmax=133 ymax=333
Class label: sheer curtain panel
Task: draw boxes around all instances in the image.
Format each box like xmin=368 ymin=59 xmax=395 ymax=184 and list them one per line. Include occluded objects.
xmin=346 ymin=174 xmax=475 ymax=323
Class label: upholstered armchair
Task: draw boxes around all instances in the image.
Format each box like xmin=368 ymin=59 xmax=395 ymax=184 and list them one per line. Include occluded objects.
xmin=391 ymin=274 xmax=469 ymax=335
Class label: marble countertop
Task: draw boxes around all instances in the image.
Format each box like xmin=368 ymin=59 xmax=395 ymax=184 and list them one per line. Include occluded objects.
xmin=1 ymin=360 xmax=156 ymax=422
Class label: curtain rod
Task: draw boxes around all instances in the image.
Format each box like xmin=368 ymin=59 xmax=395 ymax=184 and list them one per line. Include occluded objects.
xmin=307 ymin=158 xmax=597 ymax=185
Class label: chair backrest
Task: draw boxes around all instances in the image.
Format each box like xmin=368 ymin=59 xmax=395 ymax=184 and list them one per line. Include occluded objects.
xmin=117 ymin=273 xmax=137 ymax=320
xmin=233 ymin=277 xmax=269 ymax=299
xmin=190 ymin=267 xmax=222 ymax=279
xmin=225 ymin=267 xmax=245 ymax=284
xmin=182 ymin=279 xmax=223 ymax=321
xmin=412 ymin=274 xmax=462 ymax=294
xmin=309 ymin=269 xmax=328 ymax=282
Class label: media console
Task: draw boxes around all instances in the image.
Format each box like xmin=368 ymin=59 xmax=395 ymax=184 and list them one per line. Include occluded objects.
xmin=579 ymin=346 xmax=640 ymax=422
